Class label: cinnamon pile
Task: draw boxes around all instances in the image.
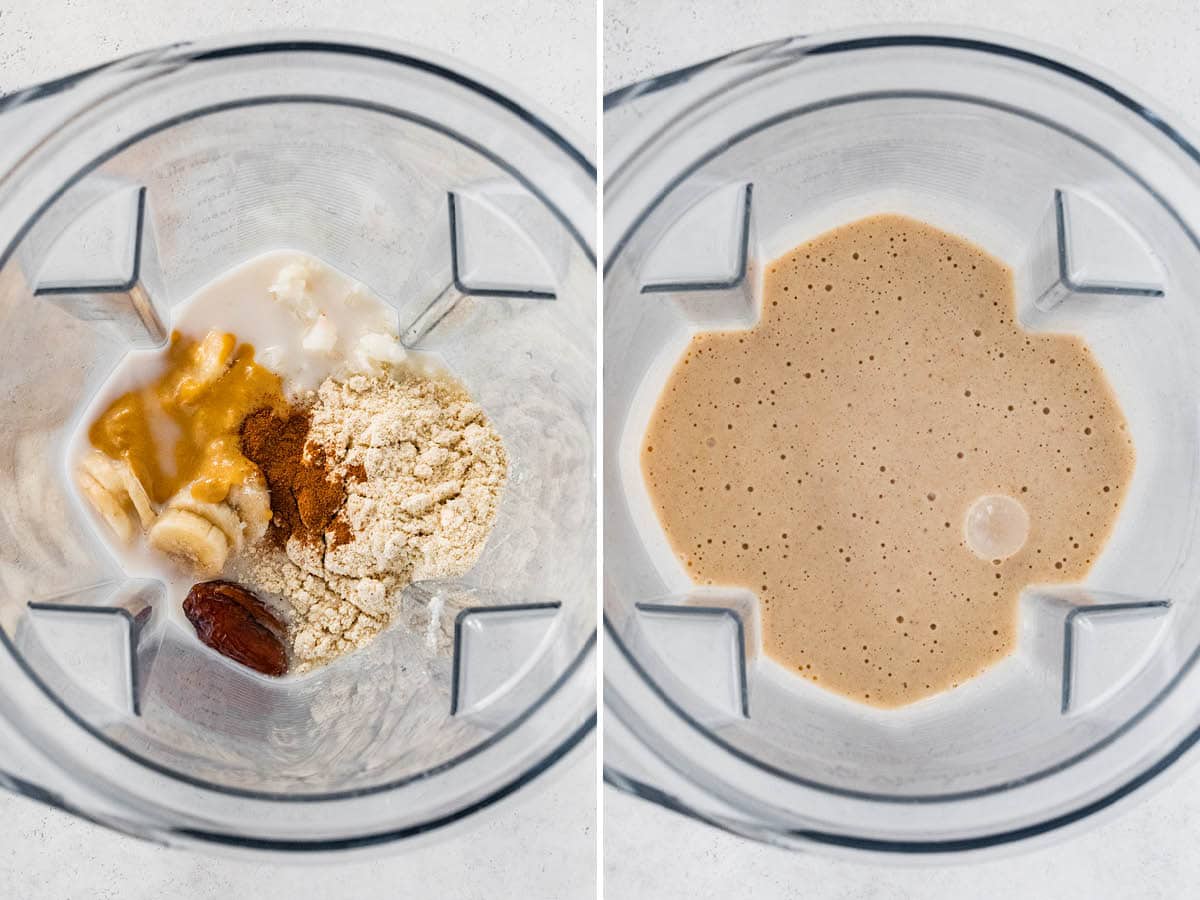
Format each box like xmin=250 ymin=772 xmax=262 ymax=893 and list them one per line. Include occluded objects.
xmin=240 ymin=407 xmax=361 ymax=549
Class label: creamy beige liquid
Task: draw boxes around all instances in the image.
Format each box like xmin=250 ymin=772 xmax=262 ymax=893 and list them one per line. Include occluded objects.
xmin=641 ymin=215 xmax=1135 ymax=708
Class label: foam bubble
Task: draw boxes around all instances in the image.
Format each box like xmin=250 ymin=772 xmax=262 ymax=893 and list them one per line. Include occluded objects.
xmin=964 ymin=494 xmax=1029 ymax=560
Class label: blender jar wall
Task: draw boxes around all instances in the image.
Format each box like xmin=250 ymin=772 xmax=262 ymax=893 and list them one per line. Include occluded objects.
xmin=604 ymin=31 xmax=1200 ymax=851
xmin=0 ymin=35 xmax=594 ymax=850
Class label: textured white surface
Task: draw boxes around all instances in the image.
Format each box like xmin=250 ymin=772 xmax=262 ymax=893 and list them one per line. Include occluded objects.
xmin=0 ymin=2 xmax=595 ymax=898
xmin=0 ymin=746 xmax=595 ymax=899
xmin=604 ymin=0 xmax=1200 ymax=121
xmin=603 ymin=1 xmax=1200 ymax=898
xmin=606 ymin=780 xmax=1200 ymax=899
xmin=0 ymin=0 xmax=594 ymax=151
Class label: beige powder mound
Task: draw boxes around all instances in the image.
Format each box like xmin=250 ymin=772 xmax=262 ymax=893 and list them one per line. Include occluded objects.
xmin=234 ymin=368 xmax=508 ymax=671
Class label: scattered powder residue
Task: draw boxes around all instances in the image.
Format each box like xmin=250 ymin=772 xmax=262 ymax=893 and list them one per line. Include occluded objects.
xmin=425 ymin=594 xmax=445 ymax=653
xmin=233 ymin=368 xmax=508 ymax=671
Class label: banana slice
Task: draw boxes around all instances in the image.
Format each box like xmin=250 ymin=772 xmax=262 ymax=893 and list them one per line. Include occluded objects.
xmin=168 ymin=494 xmax=245 ymax=554
xmin=78 ymin=471 xmax=134 ymax=543
xmin=148 ymin=509 xmax=229 ymax=576
xmin=175 ymin=331 xmax=235 ymax=404
xmin=81 ymin=450 xmax=157 ymax=529
xmin=120 ymin=463 xmax=156 ymax=528
xmin=227 ymin=473 xmax=272 ymax=545
xmin=80 ymin=450 xmax=127 ymax=495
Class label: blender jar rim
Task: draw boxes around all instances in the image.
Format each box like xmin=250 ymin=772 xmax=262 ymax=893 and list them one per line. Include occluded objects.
xmin=603 ymin=26 xmax=1200 ymax=854
xmin=0 ymin=31 xmax=597 ymax=852
xmin=1 ymin=29 xmax=595 ymax=181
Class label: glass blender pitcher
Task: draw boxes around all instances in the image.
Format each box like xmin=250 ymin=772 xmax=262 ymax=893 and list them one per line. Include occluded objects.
xmin=0 ymin=33 xmax=595 ymax=855
xmin=604 ymin=28 xmax=1200 ymax=858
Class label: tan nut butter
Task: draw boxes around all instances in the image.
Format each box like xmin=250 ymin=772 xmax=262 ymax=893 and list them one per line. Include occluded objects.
xmin=89 ymin=331 xmax=288 ymax=504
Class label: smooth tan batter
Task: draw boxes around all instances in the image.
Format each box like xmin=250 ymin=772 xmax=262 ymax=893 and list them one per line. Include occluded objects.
xmin=642 ymin=214 xmax=1134 ymax=708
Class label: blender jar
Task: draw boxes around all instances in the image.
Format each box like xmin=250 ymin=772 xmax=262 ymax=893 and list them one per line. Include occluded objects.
xmin=0 ymin=33 xmax=595 ymax=855
xmin=604 ymin=28 xmax=1200 ymax=858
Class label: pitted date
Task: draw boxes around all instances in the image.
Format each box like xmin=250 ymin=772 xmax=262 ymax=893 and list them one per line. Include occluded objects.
xmin=183 ymin=580 xmax=288 ymax=676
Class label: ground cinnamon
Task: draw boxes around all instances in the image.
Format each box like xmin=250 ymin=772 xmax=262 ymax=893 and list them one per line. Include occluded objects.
xmin=240 ymin=407 xmax=358 ymax=549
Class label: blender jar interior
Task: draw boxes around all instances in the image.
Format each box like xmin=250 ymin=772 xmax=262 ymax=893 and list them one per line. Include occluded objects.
xmin=604 ymin=33 xmax=1200 ymax=850
xmin=0 ymin=36 xmax=594 ymax=849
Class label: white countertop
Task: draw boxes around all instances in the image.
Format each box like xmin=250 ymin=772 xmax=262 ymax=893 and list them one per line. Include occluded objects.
xmin=0 ymin=2 xmax=595 ymax=898
xmin=603 ymin=1 xmax=1200 ymax=898
xmin=0 ymin=0 xmax=595 ymax=150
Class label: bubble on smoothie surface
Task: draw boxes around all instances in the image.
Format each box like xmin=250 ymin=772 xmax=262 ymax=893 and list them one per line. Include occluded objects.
xmin=639 ymin=213 xmax=1135 ymax=708
xmin=964 ymin=494 xmax=1029 ymax=560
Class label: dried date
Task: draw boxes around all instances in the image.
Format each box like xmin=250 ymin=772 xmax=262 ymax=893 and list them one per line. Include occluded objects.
xmin=183 ymin=580 xmax=288 ymax=676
